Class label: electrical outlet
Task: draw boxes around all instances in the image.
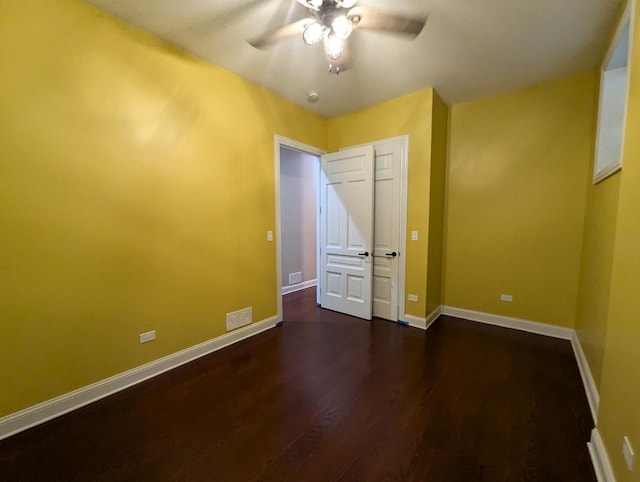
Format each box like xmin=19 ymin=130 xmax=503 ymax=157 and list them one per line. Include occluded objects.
xmin=139 ymin=330 xmax=156 ymax=344
xmin=408 ymin=294 xmax=418 ymax=302
xmin=267 ymin=231 xmax=273 ymax=241
xmin=623 ymin=436 xmax=635 ymax=470
xmin=500 ymin=294 xmax=513 ymax=302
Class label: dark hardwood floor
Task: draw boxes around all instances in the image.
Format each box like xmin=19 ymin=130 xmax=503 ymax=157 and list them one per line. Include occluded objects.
xmin=1 ymin=287 xmax=595 ymax=481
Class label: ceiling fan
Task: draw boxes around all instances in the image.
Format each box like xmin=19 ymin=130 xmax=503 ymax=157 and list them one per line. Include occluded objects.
xmin=248 ymin=0 xmax=428 ymax=74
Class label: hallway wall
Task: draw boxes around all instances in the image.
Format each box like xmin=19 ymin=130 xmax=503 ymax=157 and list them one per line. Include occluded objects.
xmin=280 ymin=148 xmax=318 ymax=291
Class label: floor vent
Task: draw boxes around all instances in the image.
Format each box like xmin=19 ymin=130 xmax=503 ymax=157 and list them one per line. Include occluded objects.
xmin=226 ymin=307 xmax=252 ymax=331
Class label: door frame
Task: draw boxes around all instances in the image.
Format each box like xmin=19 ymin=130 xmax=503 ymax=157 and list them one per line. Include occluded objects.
xmin=274 ymin=134 xmax=409 ymax=323
xmin=339 ymin=135 xmax=409 ymax=322
xmin=274 ymin=135 xmax=325 ymax=322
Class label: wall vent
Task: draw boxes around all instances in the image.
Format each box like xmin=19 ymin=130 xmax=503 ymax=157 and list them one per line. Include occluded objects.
xmin=288 ymin=272 xmax=303 ymax=285
xmin=226 ymin=307 xmax=252 ymax=332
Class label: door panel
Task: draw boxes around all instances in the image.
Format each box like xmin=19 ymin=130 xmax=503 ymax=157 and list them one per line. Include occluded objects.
xmin=326 ymin=184 xmax=344 ymax=247
xmin=372 ymin=141 xmax=402 ymax=321
xmin=320 ymin=146 xmax=375 ymax=320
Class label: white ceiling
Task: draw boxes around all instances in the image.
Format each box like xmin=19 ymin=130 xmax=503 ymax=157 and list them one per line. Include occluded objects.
xmin=85 ymin=0 xmax=622 ymax=118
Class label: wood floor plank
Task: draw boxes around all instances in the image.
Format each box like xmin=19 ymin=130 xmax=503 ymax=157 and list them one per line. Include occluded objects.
xmin=0 ymin=287 xmax=595 ymax=481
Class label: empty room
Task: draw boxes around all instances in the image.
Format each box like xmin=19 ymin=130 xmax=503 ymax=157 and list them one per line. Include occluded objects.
xmin=1 ymin=0 xmax=639 ymax=480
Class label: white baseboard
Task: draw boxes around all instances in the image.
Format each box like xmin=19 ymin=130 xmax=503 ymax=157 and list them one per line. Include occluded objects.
xmin=281 ymin=279 xmax=317 ymax=295
xmin=402 ymin=314 xmax=427 ymax=329
xmin=0 ymin=316 xmax=279 ymax=441
xmin=441 ymin=306 xmax=574 ymax=340
xmin=588 ymin=428 xmax=616 ymax=482
xmin=401 ymin=307 xmax=442 ymax=330
xmin=425 ymin=306 xmax=442 ymax=330
xmin=571 ymin=331 xmax=600 ymax=423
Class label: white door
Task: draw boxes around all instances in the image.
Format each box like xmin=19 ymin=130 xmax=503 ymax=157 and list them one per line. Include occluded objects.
xmin=372 ymin=141 xmax=403 ymax=321
xmin=320 ymin=146 xmax=375 ymax=320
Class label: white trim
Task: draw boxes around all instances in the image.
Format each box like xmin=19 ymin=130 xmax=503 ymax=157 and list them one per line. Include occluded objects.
xmin=425 ymin=306 xmax=442 ymax=330
xmin=593 ymin=0 xmax=635 ymax=184
xmin=441 ymin=306 xmax=574 ymax=340
xmin=403 ymin=306 xmax=442 ymax=330
xmin=571 ymin=331 xmax=600 ymax=423
xmin=588 ymin=428 xmax=616 ymax=482
xmin=402 ymin=314 xmax=428 ymax=330
xmin=0 ymin=316 xmax=279 ymax=441
xmin=316 ymin=152 xmax=322 ymax=307
xmin=274 ymin=135 xmax=326 ymax=321
xmin=281 ymin=279 xmax=317 ymax=295
xmin=401 ymin=314 xmax=427 ymax=330
xmin=397 ymin=136 xmax=410 ymax=323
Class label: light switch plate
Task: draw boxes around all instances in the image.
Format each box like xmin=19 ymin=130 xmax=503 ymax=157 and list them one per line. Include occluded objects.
xmin=411 ymin=231 xmax=418 ymax=241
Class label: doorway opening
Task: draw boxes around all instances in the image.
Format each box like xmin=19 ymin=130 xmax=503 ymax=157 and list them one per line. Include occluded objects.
xmin=274 ymin=135 xmax=408 ymax=323
xmin=274 ymin=136 xmax=325 ymax=321
xmin=279 ymin=147 xmax=320 ymax=295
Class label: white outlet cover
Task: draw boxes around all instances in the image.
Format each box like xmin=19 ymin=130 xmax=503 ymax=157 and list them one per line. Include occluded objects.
xmin=267 ymin=231 xmax=273 ymax=241
xmin=139 ymin=330 xmax=156 ymax=344
xmin=411 ymin=231 xmax=418 ymax=241
xmin=500 ymin=294 xmax=513 ymax=302
xmin=408 ymin=294 xmax=418 ymax=302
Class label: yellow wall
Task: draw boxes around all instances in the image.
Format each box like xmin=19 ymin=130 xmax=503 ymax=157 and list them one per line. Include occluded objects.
xmin=575 ymin=170 xmax=620 ymax=389
xmin=7 ymin=0 xmax=625 ymax=455
xmin=0 ymin=0 xmax=326 ymax=416
xmin=597 ymin=1 xmax=640 ymax=479
xmin=426 ymin=92 xmax=449 ymax=315
xmin=445 ymin=73 xmax=596 ymax=327
xmin=327 ymin=89 xmax=438 ymax=319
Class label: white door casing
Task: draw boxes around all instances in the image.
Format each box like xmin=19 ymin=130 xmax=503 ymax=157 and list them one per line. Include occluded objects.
xmin=320 ymin=146 xmax=375 ymax=320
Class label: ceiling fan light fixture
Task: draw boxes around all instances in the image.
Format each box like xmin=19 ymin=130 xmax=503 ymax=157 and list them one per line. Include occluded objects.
xmin=325 ymin=34 xmax=344 ymax=60
xmin=303 ymin=21 xmax=324 ymax=45
xmin=331 ymin=15 xmax=353 ymax=40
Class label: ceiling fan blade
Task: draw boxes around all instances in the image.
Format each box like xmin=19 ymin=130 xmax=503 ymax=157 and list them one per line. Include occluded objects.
xmin=350 ymin=7 xmax=428 ymax=38
xmin=294 ymin=0 xmax=318 ymax=10
xmin=248 ymin=18 xmax=311 ymax=49
xmin=172 ymin=0 xmax=273 ymax=37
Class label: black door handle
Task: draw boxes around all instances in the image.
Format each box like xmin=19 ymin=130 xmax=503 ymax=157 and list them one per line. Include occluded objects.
xmin=385 ymin=251 xmax=397 ymax=257
xmin=358 ymin=252 xmax=369 ymax=257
